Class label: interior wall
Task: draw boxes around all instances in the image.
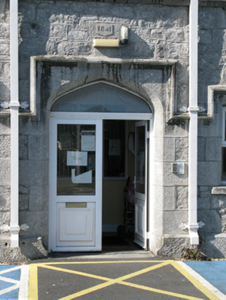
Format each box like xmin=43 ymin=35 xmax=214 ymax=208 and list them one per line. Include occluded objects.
xmin=102 ymin=180 xmax=125 ymax=231
xmin=102 ymin=121 xmax=136 ymax=232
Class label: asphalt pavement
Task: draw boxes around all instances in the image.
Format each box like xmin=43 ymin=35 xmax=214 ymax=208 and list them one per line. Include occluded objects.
xmin=0 ymin=252 xmax=226 ymax=300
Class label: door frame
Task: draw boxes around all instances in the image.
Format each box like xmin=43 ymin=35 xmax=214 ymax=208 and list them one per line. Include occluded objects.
xmin=49 ymin=112 xmax=152 ymax=252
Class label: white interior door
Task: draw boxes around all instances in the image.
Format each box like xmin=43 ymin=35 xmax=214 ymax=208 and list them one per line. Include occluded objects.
xmin=49 ymin=117 xmax=102 ymax=251
xmin=134 ymin=121 xmax=148 ymax=249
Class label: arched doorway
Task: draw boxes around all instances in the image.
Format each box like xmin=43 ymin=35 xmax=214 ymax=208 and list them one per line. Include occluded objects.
xmin=49 ymin=82 xmax=152 ymax=252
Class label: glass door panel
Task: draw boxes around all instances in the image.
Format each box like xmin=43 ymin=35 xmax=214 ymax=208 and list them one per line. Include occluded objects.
xmin=57 ymin=124 xmax=96 ymax=195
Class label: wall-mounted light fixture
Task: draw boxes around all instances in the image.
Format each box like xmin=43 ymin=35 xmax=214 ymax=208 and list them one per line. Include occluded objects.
xmin=93 ymin=24 xmax=129 ymax=48
xmin=120 ymin=25 xmax=129 ymax=44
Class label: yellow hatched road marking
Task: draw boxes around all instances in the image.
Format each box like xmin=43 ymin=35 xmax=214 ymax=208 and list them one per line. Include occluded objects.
xmin=120 ymin=281 xmax=204 ymax=300
xmin=172 ymin=261 xmax=220 ymax=300
xmin=28 ymin=260 xmax=219 ymax=300
xmin=29 ymin=264 xmax=38 ymax=300
xmin=58 ymin=261 xmax=203 ymax=300
xmin=39 ymin=264 xmax=112 ymax=282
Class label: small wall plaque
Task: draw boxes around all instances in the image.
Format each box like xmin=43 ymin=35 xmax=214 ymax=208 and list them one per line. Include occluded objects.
xmin=96 ymin=23 xmax=114 ymax=37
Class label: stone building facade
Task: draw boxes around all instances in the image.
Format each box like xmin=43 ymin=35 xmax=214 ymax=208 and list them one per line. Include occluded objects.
xmin=0 ymin=0 xmax=226 ymax=260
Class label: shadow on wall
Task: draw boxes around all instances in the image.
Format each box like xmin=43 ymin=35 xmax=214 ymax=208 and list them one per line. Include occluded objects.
xmin=198 ymin=7 xmax=226 ymax=111
xmin=199 ymin=234 xmax=226 ymax=258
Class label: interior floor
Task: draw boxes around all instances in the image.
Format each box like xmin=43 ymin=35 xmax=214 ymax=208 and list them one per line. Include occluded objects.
xmin=102 ymin=232 xmax=142 ymax=252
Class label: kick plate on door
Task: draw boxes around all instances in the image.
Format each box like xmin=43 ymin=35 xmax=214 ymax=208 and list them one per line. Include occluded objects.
xmin=66 ymin=202 xmax=87 ymax=208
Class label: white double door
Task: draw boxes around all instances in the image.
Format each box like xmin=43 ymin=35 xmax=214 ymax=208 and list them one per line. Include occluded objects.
xmin=49 ymin=115 xmax=149 ymax=252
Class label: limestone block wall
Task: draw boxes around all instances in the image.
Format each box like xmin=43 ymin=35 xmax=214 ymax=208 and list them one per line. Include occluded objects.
xmin=10 ymin=0 xmax=190 ymax=250
xmin=17 ymin=1 xmax=189 ymax=112
xmin=1 ymin=0 xmax=226 ymax=256
xmin=197 ymin=6 xmax=226 ymax=256
xmin=0 ymin=0 xmax=10 ymax=247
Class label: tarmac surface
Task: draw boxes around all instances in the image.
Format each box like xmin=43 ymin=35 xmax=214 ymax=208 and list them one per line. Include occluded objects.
xmin=0 ymin=252 xmax=226 ymax=300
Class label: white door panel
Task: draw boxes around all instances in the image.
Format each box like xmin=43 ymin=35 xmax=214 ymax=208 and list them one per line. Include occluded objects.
xmin=57 ymin=203 xmax=95 ymax=246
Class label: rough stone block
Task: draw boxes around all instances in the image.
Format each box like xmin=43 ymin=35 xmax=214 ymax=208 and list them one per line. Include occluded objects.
xmin=165 ymin=121 xmax=188 ymax=138
xmin=176 ymin=186 xmax=188 ymax=210
xmin=19 ymin=79 xmax=30 ymax=103
xmin=164 ymin=211 xmax=188 ymax=234
xmin=0 ymin=43 xmax=9 ymax=56
xmin=0 ymin=23 xmax=9 ymax=39
xmin=198 ymin=209 xmax=222 ymax=234
xmin=221 ymin=214 xmax=226 ymax=232
xmin=163 ymin=186 xmax=175 ymax=210
xmin=175 ymin=138 xmax=188 ymax=161
xmin=199 ymin=8 xmax=226 ymax=29
xmin=20 ymin=22 xmax=40 ymax=39
xmin=164 ymin=162 xmax=188 ymax=186
xmin=19 ymin=118 xmax=47 ymax=135
xmin=0 ymin=211 xmax=10 ymax=226
xmin=19 ymin=237 xmax=48 ymax=260
xmin=0 ymin=246 xmax=29 ymax=264
xmin=198 ymin=29 xmax=212 ymax=44
xmin=19 ymin=160 xmax=49 ymax=186
xmin=151 ymin=29 xmax=165 ymax=40
xmin=0 ymin=62 xmax=10 ymax=78
xmin=0 ymin=118 xmax=10 ymax=134
xmin=155 ymin=137 xmax=175 ymax=162
xmin=198 ymin=118 xmax=221 ymax=138
xmin=198 ymin=197 xmax=210 ymax=210
xmin=212 ymin=29 xmax=226 ymax=53
xmin=57 ymin=41 xmax=92 ymax=56
xmin=19 ymin=211 xmax=48 ymax=237
xmin=0 ymin=135 xmax=10 ymax=158
xmin=0 ymin=186 xmax=10 ymax=211
xmin=199 ymin=68 xmax=221 ymax=85
xmin=165 ymin=29 xmax=185 ymax=43
xmin=198 ymin=138 xmax=205 ymax=161
xmin=19 ymin=185 xmax=29 ymax=211
xmin=211 ymin=195 xmax=226 ymax=209
xmin=19 ymin=135 xmax=28 ymax=160
xmin=0 ymin=80 xmax=10 ymax=101
xmin=29 ymin=185 xmax=48 ymax=211
xmin=199 ymin=53 xmax=221 ymax=72
xmin=201 ymin=234 xmax=226 ymax=258
xmin=198 ymin=162 xmax=221 ymax=186
xmin=157 ymin=237 xmax=190 ymax=258
xmin=199 ymin=186 xmax=211 ymax=198
xmin=0 ymin=159 xmax=10 ymax=185
xmin=19 ymin=2 xmax=36 ymax=23
xmin=28 ymin=135 xmax=49 ymax=160
xmin=205 ymin=137 xmax=221 ymax=161
xmin=19 ymin=194 xmax=29 ymax=211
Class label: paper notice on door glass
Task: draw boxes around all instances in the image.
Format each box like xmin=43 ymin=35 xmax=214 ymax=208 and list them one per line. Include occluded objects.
xmin=71 ymin=169 xmax=92 ymax=184
xmin=67 ymin=151 xmax=87 ymax=166
xmin=81 ymin=131 xmax=96 ymax=151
